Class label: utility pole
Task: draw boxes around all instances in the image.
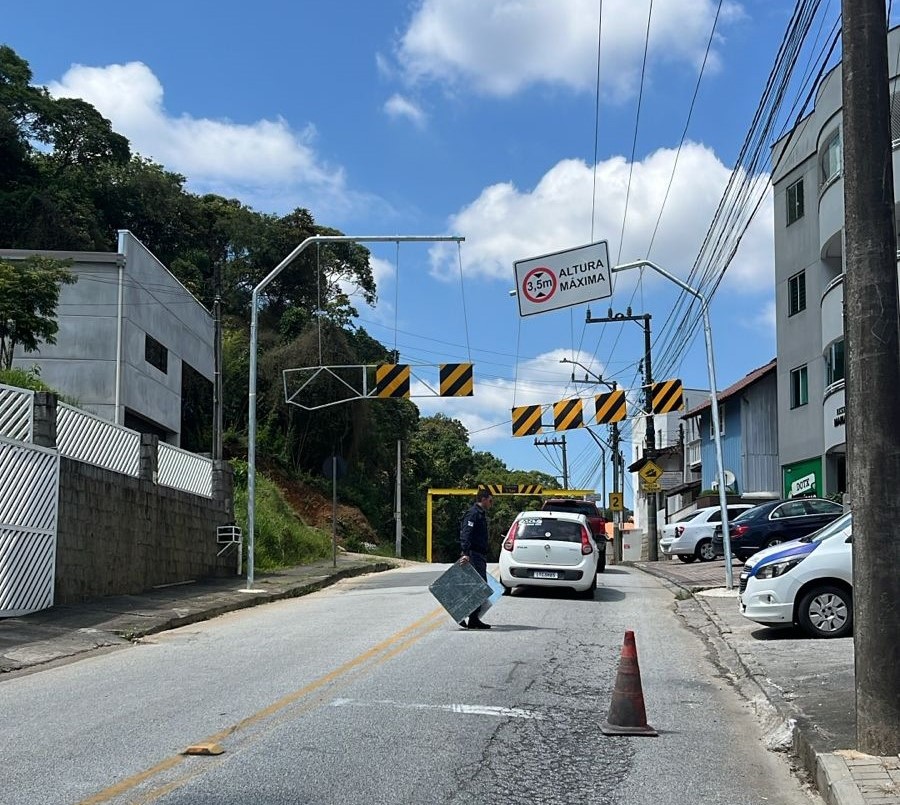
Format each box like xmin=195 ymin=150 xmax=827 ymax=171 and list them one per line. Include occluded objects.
xmin=841 ymin=0 xmax=900 ymax=755
xmin=561 ymin=357 xmax=624 ymax=561
xmin=534 ymin=435 xmax=568 ymax=488
xmin=212 ymin=263 xmax=223 ymax=460
xmin=585 ymin=308 xmax=658 ymax=561
xmin=395 ymin=439 xmax=403 ymax=558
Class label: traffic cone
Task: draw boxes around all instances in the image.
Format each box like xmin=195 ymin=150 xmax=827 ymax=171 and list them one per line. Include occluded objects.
xmin=601 ymin=630 xmax=658 ymax=736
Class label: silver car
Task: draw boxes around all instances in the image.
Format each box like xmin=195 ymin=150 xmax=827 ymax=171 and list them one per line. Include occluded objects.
xmin=660 ymin=504 xmax=755 ymax=562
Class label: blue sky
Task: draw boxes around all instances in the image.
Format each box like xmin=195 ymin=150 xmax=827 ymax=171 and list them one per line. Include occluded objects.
xmin=5 ymin=1 xmax=852 ymax=500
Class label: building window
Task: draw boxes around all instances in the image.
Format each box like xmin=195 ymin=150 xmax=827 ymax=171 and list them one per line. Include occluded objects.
xmin=786 ymin=178 xmax=804 ymax=225
xmin=709 ymin=405 xmax=725 ymax=438
xmin=789 ymin=271 xmax=806 ymax=316
xmin=826 ymin=339 xmax=845 ymax=386
xmin=145 ymin=334 xmax=168 ymax=374
xmin=820 ymin=131 xmax=841 ymax=186
xmin=790 ymin=365 xmax=808 ymax=408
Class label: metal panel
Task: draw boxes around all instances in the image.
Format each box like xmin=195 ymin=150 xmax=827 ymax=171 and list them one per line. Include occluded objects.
xmin=57 ymin=403 xmax=140 ymax=477
xmin=0 ymin=383 xmax=34 ymax=442
xmin=158 ymin=442 xmax=213 ymax=497
xmin=0 ymin=437 xmax=59 ymax=617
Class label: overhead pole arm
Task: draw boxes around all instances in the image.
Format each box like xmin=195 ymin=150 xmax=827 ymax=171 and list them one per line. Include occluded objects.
xmin=247 ymin=235 xmax=464 ymax=590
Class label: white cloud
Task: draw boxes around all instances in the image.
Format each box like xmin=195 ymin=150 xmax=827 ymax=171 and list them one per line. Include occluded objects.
xmin=395 ymin=0 xmax=744 ymax=99
xmin=383 ymin=93 xmax=427 ymax=127
xmin=430 ymin=142 xmax=774 ymax=296
xmin=47 ymin=61 xmax=351 ymax=213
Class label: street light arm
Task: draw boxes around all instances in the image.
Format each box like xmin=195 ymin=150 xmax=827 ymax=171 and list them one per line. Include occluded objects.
xmin=611 ymin=258 xmax=735 ymax=589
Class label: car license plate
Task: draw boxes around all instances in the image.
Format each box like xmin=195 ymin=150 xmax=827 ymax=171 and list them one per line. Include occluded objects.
xmin=533 ymin=570 xmax=559 ymax=579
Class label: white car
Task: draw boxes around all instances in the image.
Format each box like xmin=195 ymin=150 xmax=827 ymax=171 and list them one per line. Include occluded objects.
xmin=660 ymin=504 xmax=755 ymax=563
xmin=739 ymin=512 xmax=852 ymax=638
xmin=499 ymin=510 xmax=599 ymax=598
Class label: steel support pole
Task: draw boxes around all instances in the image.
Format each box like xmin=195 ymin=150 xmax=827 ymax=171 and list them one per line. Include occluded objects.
xmin=246 ymin=235 xmax=463 ymax=589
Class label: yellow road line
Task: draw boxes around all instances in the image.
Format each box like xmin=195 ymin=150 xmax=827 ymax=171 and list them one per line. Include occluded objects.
xmin=78 ymin=607 xmax=444 ymax=805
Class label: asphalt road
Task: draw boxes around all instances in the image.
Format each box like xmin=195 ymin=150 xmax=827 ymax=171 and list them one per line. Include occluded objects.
xmin=0 ymin=565 xmax=822 ymax=804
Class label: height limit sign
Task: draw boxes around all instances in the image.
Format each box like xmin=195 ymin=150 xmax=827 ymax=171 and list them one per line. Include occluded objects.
xmin=514 ymin=240 xmax=612 ymax=317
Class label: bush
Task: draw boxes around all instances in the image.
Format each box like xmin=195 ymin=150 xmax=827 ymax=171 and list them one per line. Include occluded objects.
xmin=231 ymin=460 xmax=331 ymax=570
xmin=0 ymin=367 xmax=54 ymax=392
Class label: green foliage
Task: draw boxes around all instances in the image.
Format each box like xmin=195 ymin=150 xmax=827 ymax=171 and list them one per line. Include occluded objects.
xmin=231 ymin=460 xmax=331 ymax=570
xmin=0 ymin=366 xmax=53 ymax=392
xmin=0 ymin=256 xmax=77 ymax=369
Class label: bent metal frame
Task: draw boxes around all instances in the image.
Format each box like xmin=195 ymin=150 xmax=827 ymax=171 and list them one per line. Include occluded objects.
xmin=426 ymin=487 xmax=595 ymax=562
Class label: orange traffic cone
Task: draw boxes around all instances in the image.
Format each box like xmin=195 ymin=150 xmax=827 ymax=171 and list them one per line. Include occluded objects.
xmin=601 ymin=630 xmax=658 ymax=736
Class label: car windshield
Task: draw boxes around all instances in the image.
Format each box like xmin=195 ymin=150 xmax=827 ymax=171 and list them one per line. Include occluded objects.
xmin=732 ymin=506 xmax=763 ymax=523
xmin=802 ymin=511 xmax=852 ymax=543
xmin=678 ymin=510 xmax=706 ymax=524
xmin=517 ymin=517 xmax=584 ymax=543
xmin=544 ymin=500 xmax=595 ymax=516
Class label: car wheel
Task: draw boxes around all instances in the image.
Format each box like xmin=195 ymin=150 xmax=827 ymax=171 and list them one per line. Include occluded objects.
xmin=579 ymin=574 xmax=597 ymax=599
xmin=596 ymin=552 xmax=606 ymax=574
xmin=797 ymin=585 xmax=853 ymax=638
xmin=696 ymin=539 xmax=716 ymax=562
xmin=678 ymin=554 xmax=697 ymax=564
xmin=764 ymin=536 xmax=786 ymax=549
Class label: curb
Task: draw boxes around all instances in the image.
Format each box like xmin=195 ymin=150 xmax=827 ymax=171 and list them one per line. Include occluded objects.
xmin=119 ymin=561 xmax=397 ymax=640
xmin=633 ymin=563 xmax=866 ymax=805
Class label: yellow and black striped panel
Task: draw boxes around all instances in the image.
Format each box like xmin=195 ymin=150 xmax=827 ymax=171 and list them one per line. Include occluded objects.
xmin=440 ymin=363 xmax=474 ymax=397
xmin=477 ymin=483 xmax=505 ymax=496
xmin=652 ymin=379 xmax=684 ymax=414
xmin=512 ymin=405 xmax=543 ymax=437
xmin=595 ymin=389 xmax=627 ymax=424
xmin=553 ymin=398 xmax=583 ymax=431
xmin=518 ymin=483 xmax=543 ymax=495
xmin=375 ymin=364 xmax=410 ymax=398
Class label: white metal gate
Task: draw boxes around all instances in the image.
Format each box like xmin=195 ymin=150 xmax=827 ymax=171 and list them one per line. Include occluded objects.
xmin=0 ymin=436 xmax=60 ymax=617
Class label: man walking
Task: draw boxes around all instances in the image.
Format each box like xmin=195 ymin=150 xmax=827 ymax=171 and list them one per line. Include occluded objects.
xmin=459 ymin=488 xmax=493 ymax=630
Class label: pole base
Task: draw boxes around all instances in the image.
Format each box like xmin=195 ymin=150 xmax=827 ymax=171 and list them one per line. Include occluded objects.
xmin=601 ymin=721 xmax=658 ymax=737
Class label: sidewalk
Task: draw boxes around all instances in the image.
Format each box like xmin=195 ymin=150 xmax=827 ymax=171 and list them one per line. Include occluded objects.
xmin=636 ymin=558 xmax=900 ymax=805
xmin=0 ymin=553 xmax=399 ymax=675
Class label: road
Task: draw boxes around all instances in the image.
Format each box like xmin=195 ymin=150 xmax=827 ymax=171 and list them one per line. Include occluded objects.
xmin=0 ymin=565 xmax=821 ymax=804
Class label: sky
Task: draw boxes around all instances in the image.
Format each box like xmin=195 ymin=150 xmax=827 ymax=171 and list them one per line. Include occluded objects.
xmin=3 ymin=0 xmax=853 ymax=503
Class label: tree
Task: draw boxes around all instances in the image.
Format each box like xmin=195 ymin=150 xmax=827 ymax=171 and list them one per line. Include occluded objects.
xmin=0 ymin=256 xmax=76 ymax=369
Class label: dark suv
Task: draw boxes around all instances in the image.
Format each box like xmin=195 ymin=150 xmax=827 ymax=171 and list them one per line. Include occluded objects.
xmin=712 ymin=497 xmax=844 ymax=561
xmin=540 ymin=498 xmax=608 ymax=572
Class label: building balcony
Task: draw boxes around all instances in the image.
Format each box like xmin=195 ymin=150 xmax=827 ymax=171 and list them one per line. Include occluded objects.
xmin=686 ymin=439 xmax=702 ymax=469
xmin=823 ymin=379 xmax=845 ymax=452
xmin=821 ymin=273 xmax=844 ymax=351
xmin=818 ymin=173 xmax=844 ymax=259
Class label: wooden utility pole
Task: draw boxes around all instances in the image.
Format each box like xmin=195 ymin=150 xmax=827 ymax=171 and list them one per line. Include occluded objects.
xmin=641 ymin=315 xmax=658 ymax=561
xmin=534 ymin=435 xmax=569 ymax=489
xmin=841 ymin=0 xmax=900 ymax=755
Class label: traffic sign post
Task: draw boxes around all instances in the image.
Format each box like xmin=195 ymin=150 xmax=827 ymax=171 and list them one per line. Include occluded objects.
xmin=514 ymin=241 xmax=612 ymax=316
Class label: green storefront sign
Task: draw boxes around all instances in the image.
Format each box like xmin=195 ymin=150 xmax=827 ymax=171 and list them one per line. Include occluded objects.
xmin=782 ymin=457 xmax=823 ymax=498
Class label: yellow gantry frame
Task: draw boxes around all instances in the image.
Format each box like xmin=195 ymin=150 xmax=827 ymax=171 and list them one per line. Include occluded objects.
xmin=425 ymin=488 xmax=595 ymax=562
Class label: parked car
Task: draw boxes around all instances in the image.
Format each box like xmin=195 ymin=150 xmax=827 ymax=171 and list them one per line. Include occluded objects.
xmin=739 ymin=512 xmax=852 ymax=638
xmin=660 ymin=504 xmax=756 ymax=563
xmin=712 ymin=497 xmax=844 ymax=561
xmin=499 ymin=510 xmax=599 ymax=598
xmin=541 ymin=498 xmax=608 ymax=572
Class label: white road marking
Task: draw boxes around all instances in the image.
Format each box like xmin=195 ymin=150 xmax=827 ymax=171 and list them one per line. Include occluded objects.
xmin=330 ymin=697 xmax=544 ymax=720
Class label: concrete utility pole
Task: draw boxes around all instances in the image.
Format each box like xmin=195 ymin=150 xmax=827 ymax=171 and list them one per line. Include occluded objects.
xmin=841 ymin=0 xmax=900 ymax=755
xmin=560 ymin=357 xmax=624 ymax=561
xmin=585 ymin=309 xmax=657 ymax=561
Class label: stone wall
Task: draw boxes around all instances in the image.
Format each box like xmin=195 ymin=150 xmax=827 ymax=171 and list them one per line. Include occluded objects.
xmin=31 ymin=392 xmax=237 ymax=603
xmin=55 ymin=457 xmax=235 ymax=602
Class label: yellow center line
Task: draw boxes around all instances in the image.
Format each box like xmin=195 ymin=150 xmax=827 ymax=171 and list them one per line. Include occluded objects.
xmin=77 ymin=607 xmax=445 ymax=805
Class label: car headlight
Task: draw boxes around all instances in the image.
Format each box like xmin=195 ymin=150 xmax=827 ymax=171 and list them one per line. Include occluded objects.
xmin=754 ymin=556 xmax=806 ymax=579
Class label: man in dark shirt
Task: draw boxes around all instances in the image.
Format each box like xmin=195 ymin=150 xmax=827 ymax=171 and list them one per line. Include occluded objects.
xmin=459 ymin=488 xmax=493 ymax=630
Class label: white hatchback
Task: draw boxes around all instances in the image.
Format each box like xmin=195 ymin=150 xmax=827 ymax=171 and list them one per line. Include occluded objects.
xmin=659 ymin=504 xmax=755 ymax=562
xmin=499 ymin=510 xmax=599 ymax=597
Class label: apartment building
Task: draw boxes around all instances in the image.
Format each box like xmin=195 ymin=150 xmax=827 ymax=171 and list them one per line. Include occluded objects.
xmin=770 ymin=25 xmax=900 ymax=500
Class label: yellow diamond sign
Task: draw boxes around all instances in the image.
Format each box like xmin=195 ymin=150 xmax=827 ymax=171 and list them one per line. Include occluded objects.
xmin=638 ymin=460 xmax=663 ymax=485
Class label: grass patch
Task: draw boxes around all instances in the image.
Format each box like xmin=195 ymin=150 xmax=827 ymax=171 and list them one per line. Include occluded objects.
xmin=232 ymin=461 xmax=331 ymax=570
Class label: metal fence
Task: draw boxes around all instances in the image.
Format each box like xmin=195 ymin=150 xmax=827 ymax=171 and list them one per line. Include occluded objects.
xmin=158 ymin=442 xmax=213 ymax=497
xmin=57 ymin=403 xmax=141 ymax=477
xmin=0 ymin=383 xmax=34 ymax=442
